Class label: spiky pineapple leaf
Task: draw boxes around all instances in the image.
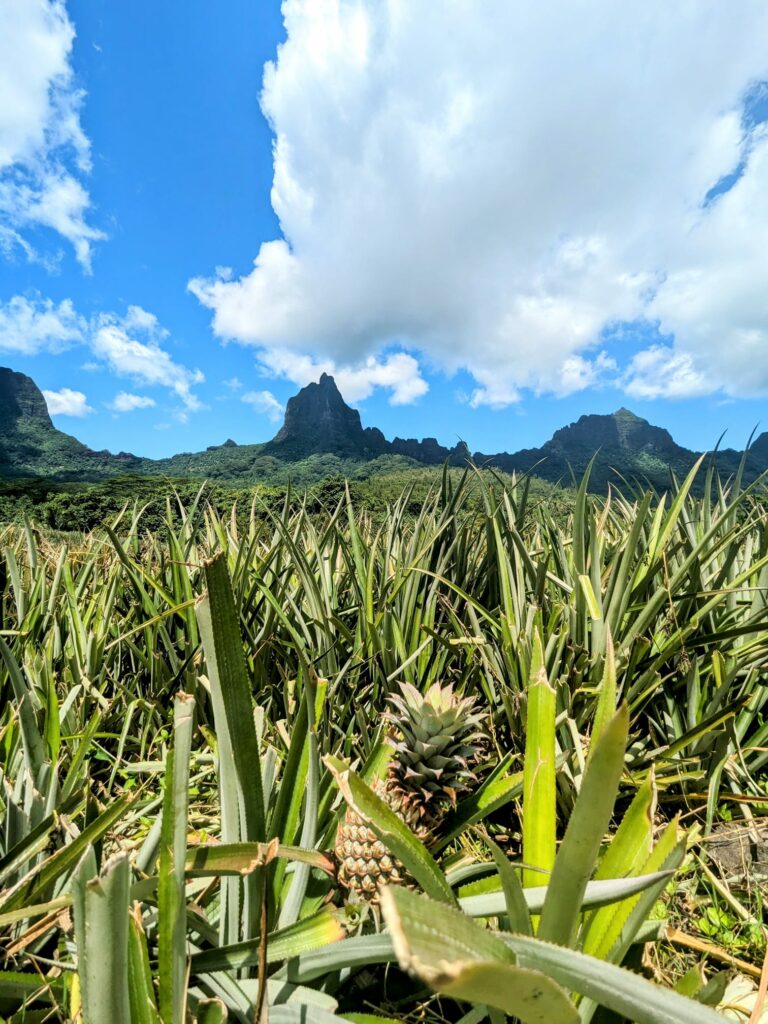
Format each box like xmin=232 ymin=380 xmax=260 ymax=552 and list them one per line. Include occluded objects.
xmin=537 ymin=704 xmax=629 ymax=946
xmin=504 ymin=931 xmax=728 ymax=1024
xmin=158 ymin=693 xmax=194 ymax=1024
xmin=71 ymin=851 xmax=132 ymax=1024
xmin=381 ymin=886 xmax=578 ymax=1024
xmin=480 ymin=831 xmax=532 ymax=935
xmin=522 ymin=630 xmax=556 ymax=889
xmin=127 ymin=906 xmax=161 ymax=1024
xmin=190 ymin=908 xmax=347 ymax=973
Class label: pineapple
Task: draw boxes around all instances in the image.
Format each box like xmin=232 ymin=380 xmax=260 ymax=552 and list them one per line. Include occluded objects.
xmin=335 ymin=681 xmax=485 ymax=900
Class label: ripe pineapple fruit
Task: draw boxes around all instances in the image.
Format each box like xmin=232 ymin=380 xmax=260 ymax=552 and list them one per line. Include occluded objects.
xmin=335 ymin=681 xmax=485 ymax=900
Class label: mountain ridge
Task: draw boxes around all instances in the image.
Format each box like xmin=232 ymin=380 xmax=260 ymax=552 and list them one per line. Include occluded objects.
xmin=0 ymin=364 xmax=765 ymax=491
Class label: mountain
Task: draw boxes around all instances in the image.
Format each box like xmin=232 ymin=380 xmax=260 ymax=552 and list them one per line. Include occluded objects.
xmin=263 ymin=372 xmax=472 ymax=465
xmin=475 ymin=406 xmax=700 ymax=489
xmin=0 ymin=364 xmax=765 ymax=491
xmin=0 ymin=368 xmax=142 ymax=481
xmin=264 ymin=372 xmax=389 ymax=459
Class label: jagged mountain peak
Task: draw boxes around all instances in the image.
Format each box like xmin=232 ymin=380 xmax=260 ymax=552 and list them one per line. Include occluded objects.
xmin=1 ymin=365 xmax=766 ymax=491
xmin=267 ymin=374 xmax=386 ymax=459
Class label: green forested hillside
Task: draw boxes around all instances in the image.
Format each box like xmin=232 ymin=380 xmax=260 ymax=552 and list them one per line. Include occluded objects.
xmin=3 ymin=365 xmax=767 ymax=495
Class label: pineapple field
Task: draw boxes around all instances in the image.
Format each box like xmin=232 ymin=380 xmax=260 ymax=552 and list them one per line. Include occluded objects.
xmin=1 ymin=462 xmax=767 ymax=1023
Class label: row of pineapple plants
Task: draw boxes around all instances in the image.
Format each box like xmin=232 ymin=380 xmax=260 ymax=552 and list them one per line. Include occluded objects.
xmin=1 ymin=463 xmax=767 ymax=1019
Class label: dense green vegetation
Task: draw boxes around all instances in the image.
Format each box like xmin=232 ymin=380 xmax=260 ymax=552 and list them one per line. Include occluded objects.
xmin=0 ymin=467 xmax=571 ymax=532
xmin=0 ymin=465 xmax=766 ymax=1022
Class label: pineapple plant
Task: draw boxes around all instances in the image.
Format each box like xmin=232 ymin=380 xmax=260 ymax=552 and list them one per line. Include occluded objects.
xmin=335 ymin=681 xmax=486 ymax=899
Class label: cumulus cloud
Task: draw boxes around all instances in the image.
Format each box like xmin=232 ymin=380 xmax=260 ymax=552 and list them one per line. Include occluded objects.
xmin=43 ymin=386 xmax=92 ymax=417
xmin=242 ymin=389 xmax=285 ymax=422
xmin=0 ymin=0 xmax=103 ymax=269
xmin=110 ymin=391 xmax=157 ymax=413
xmin=256 ymin=348 xmax=428 ymax=405
xmin=190 ymin=1 xmax=768 ymax=405
xmin=0 ymin=294 xmax=86 ymax=353
xmin=623 ymin=347 xmax=711 ymax=400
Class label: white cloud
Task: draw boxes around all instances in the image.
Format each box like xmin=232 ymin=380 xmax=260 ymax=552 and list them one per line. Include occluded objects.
xmin=190 ymin=1 xmax=768 ymax=404
xmin=242 ymin=389 xmax=285 ymax=422
xmin=110 ymin=391 xmax=157 ymax=413
xmin=90 ymin=306 xmax=205 ymax=410
xmin=0 ymin=293 xmax=85 ymax=354
xmin=256 ymin=348 xmax=428 ymax=405
xmin=624 ymin=347 xmax=711 ymax=400
xmin=43 ymin=386 xmax=92 ymax=417
xmin=223 ymin=376 xmax=243 ymax=390
xmin=646 ymin=127 xmax=768 ymax=397
xmin=0 ymin=294 xmax=204 ymax=410
xmin=0 ymin=0 xmax=103 ymax=269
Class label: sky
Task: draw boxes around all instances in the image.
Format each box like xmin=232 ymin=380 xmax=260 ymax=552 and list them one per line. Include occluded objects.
xmin=1 ymin=0 xmax=768 ymax=459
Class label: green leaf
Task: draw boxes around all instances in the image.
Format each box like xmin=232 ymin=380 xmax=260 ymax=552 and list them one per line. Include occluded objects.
xmin=505 ymin=931 xmax=727 ymax=1024
xmin=578 ymin=575 xmax=603 ymax=621
xmin=523 ymin=631 xmax=556 ymax=889
xmin=278 ymin=672 xmax=326 ymax=928
xmin=428 ymin=962 xmax=578 ymax=1024
xmin=127 ymin=907 xmax=162 ymax=1024
xmin=195 ymin=998 xmax=229 ymax=1024
xmin=601 ymin=823 xmax=685 ymax=969
xmin=343 ymin=1016 xmax=401 ymax=1023
xmin=589 ymin=627 xmax=617 ymax=760
xmin=71 ymin=850 xmax=131 ymax=1024
xmin=1 ymin=793 xmax=132 ymax=913
xmin=581 ymin=772 xmax=655 ymax=957
xmin=381 ymin=886 xmax=578 ymax=1024
xmin=190 ymin=908 xmax=347 ymax=973
xmin=197 ymin=553 xmax=266 ymax=944
xmin=158 ymin=692 xmax=194 ymax=1024
xmin=480 ymin=831 xmax=532 ymax=935
xmin=0 ymin=635 xmax=46 ymax=781
xmin=270 ymin=1008 xmax=364 ymax=1023
xmin=185 ymin=842 xmax=335 ymax=877
xmin=459 ymin=871 xmax=673 ymax=918
xmin=538 ymin=704 xmax=629 ymax=946
xmin=281 ymin=934 xmax=395 ymax=984
xmin=436 ymin=766 xmax=523 ymax=853
xmin=0 ymin=970 xmax=63 ymax=1003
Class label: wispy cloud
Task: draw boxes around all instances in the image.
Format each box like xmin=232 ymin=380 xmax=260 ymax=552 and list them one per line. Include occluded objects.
xmin=0 ymin=294 xmax=204 ymax=411
xmin=109 ymin=391 xmax=157 ymax=413
xmin=0 ymin=294 xmax=86 ymax=354
xmin=91 ymin=306 xmax=205 ymax=411
xmin=242 ymin=389 xmax=284 ymax=422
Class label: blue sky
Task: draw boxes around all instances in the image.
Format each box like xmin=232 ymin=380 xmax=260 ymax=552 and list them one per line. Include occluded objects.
xmin=1 ymin=1 xmax=767 ymax=459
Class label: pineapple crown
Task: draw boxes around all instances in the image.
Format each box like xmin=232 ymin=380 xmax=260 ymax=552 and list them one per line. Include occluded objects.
xmin=384 ymin=681 xmax=486 ymax=819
